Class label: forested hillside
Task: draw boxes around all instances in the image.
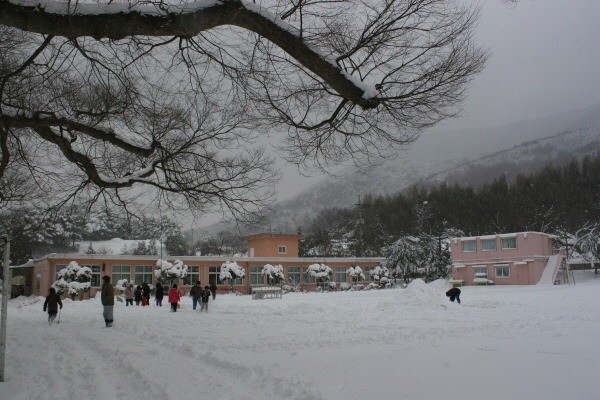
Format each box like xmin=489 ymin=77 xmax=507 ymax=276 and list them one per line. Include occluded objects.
xmin=300 ymin=156 xmax=600 ymax=257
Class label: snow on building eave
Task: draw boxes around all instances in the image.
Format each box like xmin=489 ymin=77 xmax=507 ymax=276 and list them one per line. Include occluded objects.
xmin=455 ymin=231 xmax=557 ymax=241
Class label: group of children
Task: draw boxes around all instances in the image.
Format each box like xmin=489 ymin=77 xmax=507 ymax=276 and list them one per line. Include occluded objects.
xmin=186 ymin=281 xmax=211 ymax=312
xmin=123 ymin=281 xmax=157 ymax=307
xmin=43 ymin=278 xmax=215 ymax=326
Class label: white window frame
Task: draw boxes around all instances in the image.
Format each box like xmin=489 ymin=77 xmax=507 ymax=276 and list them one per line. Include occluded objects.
xmin=249 ymin=266 xmax=264 ymax=285
xmin=134 ymin=265 xmax=153 ymax=286
xmin=462 ymin=241 xmax=476 ymax=252
xmin=495 ymin=264 xmax=510 ymax=278
xmin=287 ymin=266 xmax=301 ymax=284
xmin=209 ymin=266 xmax=222 ymax=285
xmin=501 ymin=237 xmax=517 ymax=250
xmin=472 ymin=265 xmax=488 ymax=277
xmin=278 ymin=245 xmax=287 ymax=254
xmin=481 ymin=239 xmax=496 ymax=251
xmin=186 ymin=266 xmax=200 ymax=286
xmin=333 ymin=267 xmax=347 ymax=283
xmin=112 ymin=265 xmax=131 ymax=284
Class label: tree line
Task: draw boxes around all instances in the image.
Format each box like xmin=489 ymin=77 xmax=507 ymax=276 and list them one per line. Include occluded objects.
xmin=300 ymin=156 xmax=600 ymax=257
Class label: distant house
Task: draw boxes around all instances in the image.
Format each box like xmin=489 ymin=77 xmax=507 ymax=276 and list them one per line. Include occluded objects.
xmin=450 ymin=232 xmax=565 ymax=286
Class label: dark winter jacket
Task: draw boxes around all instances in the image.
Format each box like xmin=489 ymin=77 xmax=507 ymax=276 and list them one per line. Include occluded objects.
xmin=134 ymin=287 xmax=143 ymax=302
xmin=155 ymin=282 xmax=164 ymax=299
xmin=201 ymin=289 xmax=211 ymax=303
xmin=189 ymin=285 xmax=202 ymax=298
xmin=446 ymin=287 xmax=461 ymax=297
xmin=141 ymin=282 xmax=151 ymax=299
xmin=101 ymin=282 xmax=115 ymax=306
xmin=43 ymin=293 xmax=63 ymax=313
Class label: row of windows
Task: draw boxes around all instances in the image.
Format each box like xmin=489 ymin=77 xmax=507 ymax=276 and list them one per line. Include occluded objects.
xmin=57 ymin=264 xmax=379 ymax=287
xmin=462 ymin=237 xmax=517 ymax=252
xmin=473 ymin=265 xmax=510 ymax=278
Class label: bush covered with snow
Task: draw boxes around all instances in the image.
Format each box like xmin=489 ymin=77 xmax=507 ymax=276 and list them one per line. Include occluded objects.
xmin=155 ymin=259 xmax=188 ymax=284
xmin=262 ymin=264 xmax=285 ymax=285
xmin=220 ymin=261 xmax=246 ymax=287
xmin=52 ymin=261 xmax=91 ymax=298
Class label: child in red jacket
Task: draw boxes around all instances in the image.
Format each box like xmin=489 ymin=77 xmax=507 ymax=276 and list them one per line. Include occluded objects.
xmin=168 ymin=283 xmax=181 ymax=312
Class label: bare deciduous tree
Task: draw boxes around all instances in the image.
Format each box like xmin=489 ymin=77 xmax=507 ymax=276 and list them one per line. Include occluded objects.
xmin=0 ymin=0 xmax=487 ymax=222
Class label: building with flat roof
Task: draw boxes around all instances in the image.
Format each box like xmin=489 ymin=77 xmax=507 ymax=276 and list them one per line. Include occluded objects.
xmin=450 ymin=232 xmax=565 ymax=286
xmin=25 ymin=233 xmax=383 ymax=297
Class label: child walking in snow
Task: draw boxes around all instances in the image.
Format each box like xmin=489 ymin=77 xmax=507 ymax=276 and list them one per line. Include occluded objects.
xmin=168 ymin=283 xmax=181 ymax=312
xmin=200 ymin=286 xmax=211 ymax=312
xmin=43 ymin=287 xmax=63 ymax=325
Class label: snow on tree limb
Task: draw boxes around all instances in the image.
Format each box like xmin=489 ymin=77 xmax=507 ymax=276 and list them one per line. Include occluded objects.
xmin=0 ymin=0 xmax=487 ymax=220
xmin=0 ymin=0 xmax=376 ymax=108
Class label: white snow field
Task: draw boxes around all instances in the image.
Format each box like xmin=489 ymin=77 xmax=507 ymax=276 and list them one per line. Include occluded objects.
xmin=2 ymin=272 xmax=600 ymax=400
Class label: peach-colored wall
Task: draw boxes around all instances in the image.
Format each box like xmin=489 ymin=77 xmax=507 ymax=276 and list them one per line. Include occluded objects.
xmin=450 ymin=232 xmax=557 ymax=285
xmin=245 ymin=234 xmax=302 ymax=257
xmin=450 ymin=232 xmax=554 ymax=262
xmin=33 ymin=254 xmax=383 ymax=296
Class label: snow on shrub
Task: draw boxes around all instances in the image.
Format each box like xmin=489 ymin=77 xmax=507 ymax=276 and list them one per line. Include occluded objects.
xmin=220 ymin=261 xmax=245 ymax=286
xmin=52 ymin=261 xmax=91 ymax=298
xmin=155 ymin=259 xmax=188 ymax=284
xmin=370 ymin=265 xmax=390 ymax=287
xmin=261 ymin=264 xmax=285 ymax=285
xmin=346 ymin=266 xmax=365 ymax=284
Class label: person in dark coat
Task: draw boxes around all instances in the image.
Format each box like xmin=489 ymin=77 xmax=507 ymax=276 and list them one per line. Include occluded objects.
xmin=155 ymin=281 xmax=164 ymax=307
xmin=189 ymin=281 xmax=202 ymax=310
xmin=134 ymin=285 xmax=142 ymax=306
xmin=446 ymin=287 xmax=461 ymax=304
xmin=101 ymin=275 xmax=115 ymax=327
xmin=209 ymin=282 xmax=217 ymax=300
xmin=141 ymin=282 xmax=151 ymax=306
xmin=200 ymin=286 xmax=211 ymax=312
xmin=43 ymin=287 xmax=63 ymax=325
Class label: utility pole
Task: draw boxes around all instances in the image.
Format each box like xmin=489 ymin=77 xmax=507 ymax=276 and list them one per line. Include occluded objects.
xmin=355 ymin=195 xmax=363 ymax=257
xmin=1 ymin=234 xmax=11 ymax=382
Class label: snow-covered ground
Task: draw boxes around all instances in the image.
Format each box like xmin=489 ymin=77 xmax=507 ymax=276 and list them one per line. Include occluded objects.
xmin=2 ymin=271 xmax=600 ymax=400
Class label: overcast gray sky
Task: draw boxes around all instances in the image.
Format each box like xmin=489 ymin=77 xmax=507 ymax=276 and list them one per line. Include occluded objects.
xmin=190 ymin=0 xmax=600 ymax=228
xmin=271 ymin=0 xmax=600 ymax=197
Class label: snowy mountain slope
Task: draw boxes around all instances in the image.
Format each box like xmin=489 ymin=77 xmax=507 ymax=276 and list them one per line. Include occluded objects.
xmin=201 ymin=105 xmax=600 ymax=234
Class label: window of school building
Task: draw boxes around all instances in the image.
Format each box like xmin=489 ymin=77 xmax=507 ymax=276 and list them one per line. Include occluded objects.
xmin=249 ymin=266 xmax=264 ymax=285
xmin=134 ymin=265 xmax=153 ymax=286
xmin=112 ymin=265 xmax=131 ymax=284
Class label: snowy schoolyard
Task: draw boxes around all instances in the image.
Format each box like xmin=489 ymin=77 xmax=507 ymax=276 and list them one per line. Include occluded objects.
xmin=2 ymin=272 xmax=600 ymax=400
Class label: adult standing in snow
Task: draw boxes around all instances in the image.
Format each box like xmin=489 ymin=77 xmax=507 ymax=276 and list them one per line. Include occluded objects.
xmin=101 ymin=275 xmax=115 ymax=327
xmin=168 ymin=283 xmax=181 ymax=312
xmin=210 ymin=281 xmax=217 ymax=301
xmin=124 ymin=282 xmax=134 ymax=306
xmin=155 ymin=281 xmax=164 ymax=307
xmin=43 ymin=287 xmax=63 ymax=325
xmin=446 ymin=287 xmax=461 ymax=304
xmin=189 ymin=280 xmax=202 ymax=310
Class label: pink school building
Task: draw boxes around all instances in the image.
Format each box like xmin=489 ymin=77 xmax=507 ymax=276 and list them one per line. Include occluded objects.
xmin=450 ymin=232 xmax=565 ymax=286
xmin=28 ymin=233 xmax=384 ymax=297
